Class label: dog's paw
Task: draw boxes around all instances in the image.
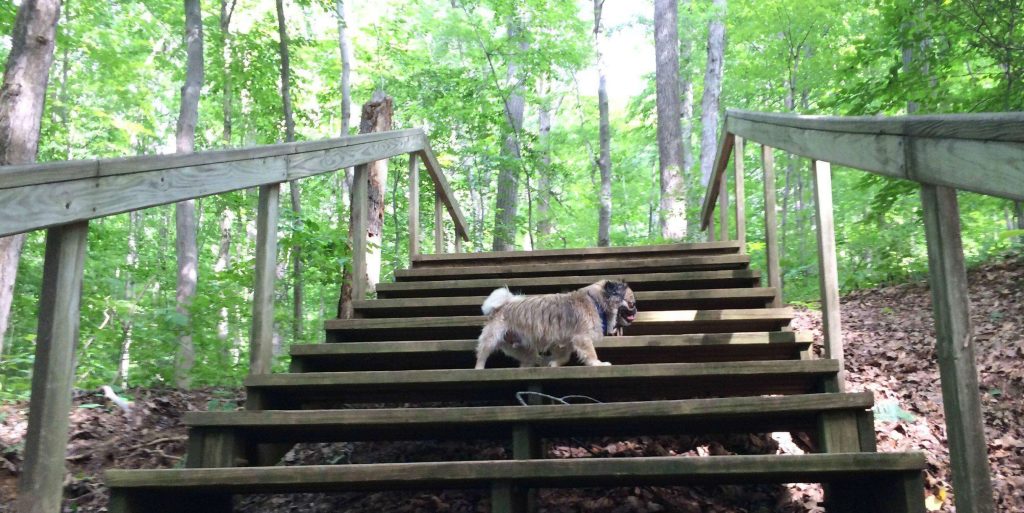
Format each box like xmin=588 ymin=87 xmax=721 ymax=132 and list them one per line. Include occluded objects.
xmin=587 ymin=360 xmax=612 ymax=366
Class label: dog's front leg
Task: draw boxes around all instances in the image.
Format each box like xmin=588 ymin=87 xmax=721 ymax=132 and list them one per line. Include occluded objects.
xmin=573 ymin=336 xmax=611 ymax=366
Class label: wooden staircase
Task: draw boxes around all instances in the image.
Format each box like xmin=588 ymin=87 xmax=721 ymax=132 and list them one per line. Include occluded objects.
xmin=106 ymin=241 xmax=926 ymax=512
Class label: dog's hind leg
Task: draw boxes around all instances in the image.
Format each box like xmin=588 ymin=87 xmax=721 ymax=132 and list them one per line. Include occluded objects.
xmin=546 ymin=345 xmax=573 ymax=367
xmin=475 ymin=325 xmax=502 ymax=369
xmin=573 ymin=336 xmax=611 ymax=366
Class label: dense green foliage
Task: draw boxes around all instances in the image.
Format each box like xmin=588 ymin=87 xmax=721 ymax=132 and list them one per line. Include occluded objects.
xmin=0 ymin=0 xmax=1019 ymax=399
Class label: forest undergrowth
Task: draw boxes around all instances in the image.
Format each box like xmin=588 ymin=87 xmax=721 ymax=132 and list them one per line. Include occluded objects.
xmin=1 ymin=255 xmax=1022 ymax=513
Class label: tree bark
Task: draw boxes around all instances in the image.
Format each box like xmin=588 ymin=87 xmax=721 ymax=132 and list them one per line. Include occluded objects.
xmin=0 ymin=0 xmax=62 ymax=358
xmin=335 ymin=0 xmax=353 ymax=212
xmin=174 ymin=0 xmax=204 ymax=389
xmin=679 ymin=0 xmax=696 ymax=224
xmin=594 ymin=0 xmax=612 ymax=247
xmin=492 ymin=17 xmax=528 ymax=252
xmin=698 ymin=0 xmax=726 ymax=186
xmin=220 ymin=0 xmax=236 ymax=145
xmin=536 ymin=91 xmax=553 ymax=248
xmin=654 ymin=0 xmax=686 ymax=240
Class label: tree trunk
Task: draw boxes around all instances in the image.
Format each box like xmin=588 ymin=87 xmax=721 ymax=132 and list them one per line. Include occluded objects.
xmin=492 ymin=17 xmax=528 ymax=252
xmin=336 ymin=0 xmax=353 ymax=202
xmin=220 ymin=0 xmax=236 ymax=145
xmin=0 ymin=0 xmax=62 ymax=358
xmin=679 ymin=0 xmax=696 ymax=226
xmin=174 ymin=0 xmax=204 ymax=389
xmin=214 ymin=209 xmax=232 ymax=353
xmin=1016 ymin=201 xmax=1024 ymax=231
xmin=338 ymin=92 xmax=392 ymax=318
xmin=698 ymin=0 xmax=726 ymax=186
xmin=274 ymin=0 xmax=304 ymax=343
xmin=594 ymin=0 xmax=612 ymax=247
xmin=536 ymin=92 xmax=553 ymax=247
xmin=655 ymin=0 xmax=686 ymax=240
xmin=117 ymin=210 xmax=142 ymax=389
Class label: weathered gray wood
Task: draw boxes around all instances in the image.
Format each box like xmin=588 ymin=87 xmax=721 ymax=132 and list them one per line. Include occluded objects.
xmin=920 ymin=184 xmax=994 ymax=513
xmin=377 ymin=269 xmax=762 ymax=299
xmin=700 ymin=132 xmax=735 ymax=229
xmin=733 ymin=136 xmax=745 ymax=250
xmin=812 ymin=160 xmax=844 ymax=391
xmin=186 ymin=429 xmax=243 ymax=469
xmin=351 ymin=163 xmax=368 ymax=301
xmin=761 ymin=145 xmax=782 ymax=307
xmin=856 ymin=410 xmax=877 ymax=452
xmin=434 ymin=188 xmax=444 ymax=253
xmin=718 ymin=169 xmax=729 ymax=241
xmin=724 ymin=111 xmax=1024 ymax=202
xmin=106 ymin=453 xmax=926 ymax=492
xmin=249 ymin=184 xmax=279 ymax=376
xmin=416 ymin=139 xmax=470 ymax=241
xmin=407 ymin=153 xmax=419 ymax=259
xmin=411 ymin=240 xmax=741 ymax=266
xmin=17 ymin=222 xmax=89 ymax=513
xmin=0 ymin=133 xmax=427 ymax=238
xmin=454 ymin=236 xmax=462 ymax=253
xmin=818 ymin=411 xmax=862 ymax=452
xmin=491 ymin=481 xmax=527 ymax=513
xmin=395 ymin=254 xmax=750 ymax=281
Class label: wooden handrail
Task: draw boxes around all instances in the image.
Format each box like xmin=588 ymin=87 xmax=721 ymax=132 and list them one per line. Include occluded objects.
xmin=0 ymin=129 xmax=471 ymax=241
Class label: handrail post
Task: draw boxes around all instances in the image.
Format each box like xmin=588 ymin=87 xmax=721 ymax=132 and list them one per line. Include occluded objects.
xmin=812 ymin=160 xmax=844 ymax=391
xmin=920 ymin=184 xmax=994 ymax=512
xmin=707 ymin=216 xmax=716 ymax=241
xmin=734 ymin=136 xmax=745 ymax=251
xmin=455 ymin=233 xmax=463 ymax=253
xmin=351 ymin=164 xmax=369 ymax=300
xmin=434 ymin=188 xmax=444 ymax=253
xmin=761 ymin=145 xmax=782 ymax=307
xmin=408 ymin=154 xmax=419 ymax=260
xmin=718 ymin=170 xmax=729 ymax=241
xmin=250 ymin=184 xmax=280 ymax=375
xmin=16 ymin=221 xmax=89 ymax=513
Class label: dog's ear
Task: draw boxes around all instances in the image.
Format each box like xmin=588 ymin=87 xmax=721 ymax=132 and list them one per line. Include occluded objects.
xmin=603 ymin=280 xmax=627 ymax=297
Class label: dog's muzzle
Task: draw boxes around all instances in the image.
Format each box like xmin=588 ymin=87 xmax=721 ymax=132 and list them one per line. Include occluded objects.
xmin=618 ymin=304 xmax=637 ymax=326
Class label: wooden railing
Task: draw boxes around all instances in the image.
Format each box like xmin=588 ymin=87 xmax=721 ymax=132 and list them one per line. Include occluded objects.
xmin=0 ymin=128 xmax=469 ymax=510
xmin=701 ymin=109 xmax=1024 ymax=513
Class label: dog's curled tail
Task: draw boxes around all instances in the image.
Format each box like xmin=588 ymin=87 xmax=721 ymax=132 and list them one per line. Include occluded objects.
xmin=482 ymin=287 xmax=519 ymax=315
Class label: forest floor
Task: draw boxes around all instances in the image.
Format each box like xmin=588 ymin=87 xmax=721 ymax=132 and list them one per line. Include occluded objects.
xmin=1 ymin=256 xmax=1022 ymax=512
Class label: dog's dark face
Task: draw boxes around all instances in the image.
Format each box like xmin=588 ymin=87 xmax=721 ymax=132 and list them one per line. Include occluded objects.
xmin=603 ymin=280 xmax=637 ymax=327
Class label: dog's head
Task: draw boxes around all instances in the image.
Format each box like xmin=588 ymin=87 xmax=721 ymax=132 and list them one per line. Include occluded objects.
xmin=602 ymin=280 xmax=637 ymax=328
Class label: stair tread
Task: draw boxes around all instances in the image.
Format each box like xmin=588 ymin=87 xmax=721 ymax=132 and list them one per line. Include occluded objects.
xmin=395 ymin=254 xmax=750 ymax=281
xmin=411 ymin=241 xmax=743 ymax=266
xmin=354 ymin=288 xmax=779 ymax=316
xmin=106 ymin=453 xmax=926 ymax=491
xmin=375 ymin=269 xmax=761 ymax=298
xmin=187 ymin=392 xmax=872 ymax=429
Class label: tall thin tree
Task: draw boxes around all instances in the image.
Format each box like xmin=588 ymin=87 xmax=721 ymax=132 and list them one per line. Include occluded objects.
xmin=275 ymin=0 xmax=303 ymax=342
xmin=698 ymin=0 xmax=726 ymax=186
xmin=492 ymin=15 xmax=528 ymax=251
xmin=220 ymin=0 xmax=236 ymax=145
xmin=336 ymin=0 xmax=353 ymax=201
xmin=654 ymin=0 xmax=686 ymax=239
xmin=679 ymin=0 xmax=696 ymax=218
xmin=173 ymin=0 xmax=204 ymax=389
xmin=0 ymin=0 xmax=62 ymax=359
xmin=594 ymin=0 xmax=612 ymax=246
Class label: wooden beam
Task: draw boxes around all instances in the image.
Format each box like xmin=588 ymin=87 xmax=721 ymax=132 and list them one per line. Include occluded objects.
xmin=920 ymin=184 xmax=994 ymax=512
xmin=351 ymin=164 xmax=369 ymax=301
xmin=16 ymin=221 xmax=89 ymax=513
xmin=407 ymin=154 xmax=419 ymax=259
xmin=761 ymin=145 xmax=782 ymax=307
xmin=812 ymin=160 xmax=844 ymax=391
xmin=249 ymin=184 xmax=280 ymax=376
xmin=416 ymin=137 xmax=470 ymax=242
xmin=718 ymin=171 xmax=729 ymax=241
xmin=0 ymin=134 xmax=426 ymax=238
xmin=725 ymin=110 xmax=1024 ymax=202
xmin=734 ymin=136 xmax=746 ymax=251
xmin=434 ymin=188 xmax=444 ymax=254
xmin=700 ymin=132 xmax=735 ymax=229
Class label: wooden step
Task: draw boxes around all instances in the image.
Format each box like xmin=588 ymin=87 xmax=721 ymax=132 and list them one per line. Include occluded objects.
xmin=394 ymin=254 xmax=750 ymax=282
xmin=354 ymin=288 xmax=779 ymax=318
xmin=107 ymin=454 xmax=926 ymax=513
xmin=376 ymin=269 xmax=761 ymax=299
xmin=324 ymin=308 xmax=793 ymax=342
xmin=245 ymin=360 xmax=839 ymax=408
xmin=411 ymin=241 xmax=743 ymax=268
xmin=291 ymin=331 xmax=813 ymax=372
xmin=185 ymin=393 xmax=872 ymax=458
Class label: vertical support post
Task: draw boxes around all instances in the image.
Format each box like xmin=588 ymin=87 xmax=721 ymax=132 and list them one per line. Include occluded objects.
xmin=718 ymin=171 xmax=729 ymax=241
xmin=250 ymin=184 xmax=280 ymax=376
xmin=812 ymin=160 xmax=844 ymax=391
xmin=434 ymin=188 xmax=444 ymax=254
xmin=920 ymin=184 xmax=994 ymax=513
xmin=455 ymin=234 xmax=463 ymax=253
xmin=351 ymin=163 xmax=369 ymax=300
xmin=16 ymin=221 xmax=89 ymax=513
xmin=733 ymin=136 xmax=746 ymax=251
xmin=707 ymin=215 xmax=716 ymax=241
xmin=761 ymin=145 xmax=782 ymax=307
xmin=408 ymin=154 xmax=420 ymax=260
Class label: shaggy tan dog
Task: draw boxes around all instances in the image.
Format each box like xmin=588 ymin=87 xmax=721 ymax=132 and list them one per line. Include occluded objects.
xmin=474 ymin=280 xmax=637 ymax=369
